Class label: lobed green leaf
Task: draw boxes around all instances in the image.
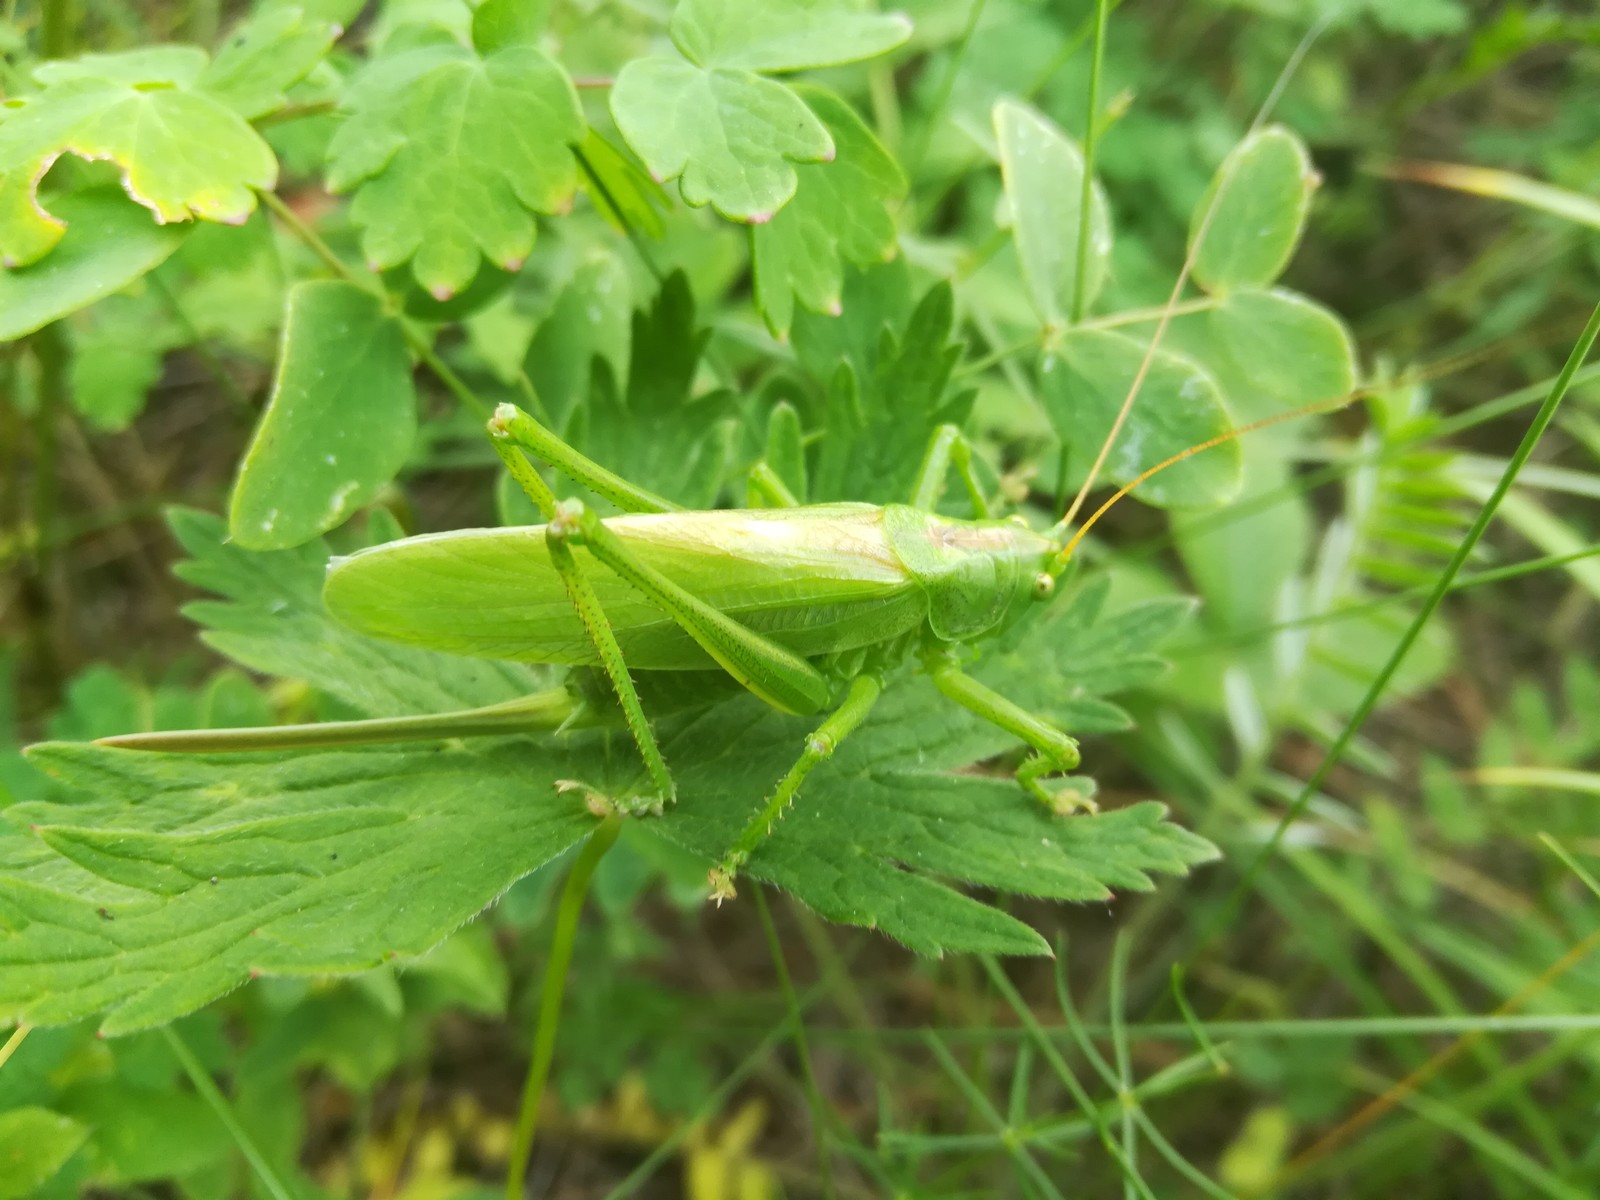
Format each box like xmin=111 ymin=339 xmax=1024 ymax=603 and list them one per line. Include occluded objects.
xmin=751 ymin=86 xmax=906 ymax=337
xmin=670 ymin=0 xmax=912 ymax=72
xmin=611 ymin=57 xmax=832 ymax=222
xmin=1039 ymin=328 xmax=1240 ymax=509
xmin=326 ymin=40 xmax=583 ymax=297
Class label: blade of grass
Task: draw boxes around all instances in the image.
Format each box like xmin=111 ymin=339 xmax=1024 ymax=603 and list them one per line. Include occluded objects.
xmin=1183 ymin=301 xmax=1600 ymax=968
xmin=922 ymin=1030 xmax=1071 ymax=1200
xmin=163 ymin=1025 xmax=296 ymax=1200
xmin=753 ymin=885 xmax=836 ymax=1200
xmin=506 ymin=815 xmax=622 ymax=1200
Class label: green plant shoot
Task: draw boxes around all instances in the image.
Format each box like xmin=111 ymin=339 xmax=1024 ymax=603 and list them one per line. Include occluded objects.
xmin=307 ymin=398 xmax=1339 ymax=901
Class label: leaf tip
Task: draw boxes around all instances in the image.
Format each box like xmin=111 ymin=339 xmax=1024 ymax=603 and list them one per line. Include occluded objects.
xmin=746 ymin=210 xmax=774 ymax=225
xmin=824 ymin=297 xmax=842 ymax=317
xmin=428 ymin=283 xmax=455 ymax=302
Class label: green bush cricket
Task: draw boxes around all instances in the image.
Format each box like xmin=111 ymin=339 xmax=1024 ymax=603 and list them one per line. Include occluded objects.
xmin=311 ymin=396 xmax=1342 ymax=901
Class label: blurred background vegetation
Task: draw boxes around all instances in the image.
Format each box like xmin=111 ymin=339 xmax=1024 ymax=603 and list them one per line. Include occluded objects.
xmin=3 ymin=0 xmax=1600 ymax=1197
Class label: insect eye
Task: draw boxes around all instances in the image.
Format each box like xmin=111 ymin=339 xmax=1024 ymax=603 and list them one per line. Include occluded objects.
xmin=1032 ymin=573 xmax=1055 ymax=600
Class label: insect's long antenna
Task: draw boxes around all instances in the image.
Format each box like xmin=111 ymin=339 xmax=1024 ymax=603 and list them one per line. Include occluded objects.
xmin=1049 ymin=393 xmax=1357 ymax=577
xmin=1055 ymin=12 xmax=1337 ymax=534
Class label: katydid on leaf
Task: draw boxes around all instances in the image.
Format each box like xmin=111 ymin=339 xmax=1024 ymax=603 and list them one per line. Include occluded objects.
xmin=305 ymin=397 xmax=1344 ymax=901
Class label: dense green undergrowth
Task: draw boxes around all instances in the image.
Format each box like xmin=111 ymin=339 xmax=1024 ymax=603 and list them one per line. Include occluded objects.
xmin=2 ymin=0 xmax=1599 ymax=1197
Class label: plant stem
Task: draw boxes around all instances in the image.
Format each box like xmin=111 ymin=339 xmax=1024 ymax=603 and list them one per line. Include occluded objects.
xmin=0 ymin=1025 xmax=29 ymax=1069
xmin=753 ymin=886 xmax=836 ymax=1200
xmin=1069 ymin=0 xmax=1108 ymax=325
xmin=163 ymin=1026 xmax=295 ymax=1200
xmin=505 ymin=815 xmax=623 ymax=1200
xmin=257 ymin=188 xmax=492 ymax=419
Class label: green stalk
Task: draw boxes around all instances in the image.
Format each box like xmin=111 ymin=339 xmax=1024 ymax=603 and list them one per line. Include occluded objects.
xmin=1069 ymin=0 xmax=1109 ymax=325
xmin=0 ymin=1026 xmax=30 ymax=1071
xmin=505 ymin=815 xmax=623 ymax=1200
xmin=163 ymin=1026 xmax=294 ymax=1200
xmin=1187 ymin=300 xmax=1600 ymax=965
xmin=256 ymin=189 xmax=491 ymax=420
xmin=752 ymin=887 xmax=835 ymax=1200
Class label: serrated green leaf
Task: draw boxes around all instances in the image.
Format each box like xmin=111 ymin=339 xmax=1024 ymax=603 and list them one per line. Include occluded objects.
xmin=169 ymin=508 xmax=542 ymax=717
xmin=611 ymin=56 xmax=831 ymax=222
xmin=751 ymin=86 xmax=905 ymax=337
xmin=230 ymin=281 xmax=416 ymax=551
xmin=1190 ymin=125 xmax=1316 ymax=294
xmin=198 ymin=5 xmax=341 ymax=120
xmin=0 ymin=1107 xmax=87 ymax=1200
xmin=1039 ymin=328 xmax=1239 ymax=509
xmin=326 ymin=41 xmax=583 ymax=297
xmin=800 ymin=270 xmax=973 ymax=503
xmin=571 ymin=271 xmax=736 ymax=508
xmin=3 ymin=741 xmax=598 ymax=1034
xmin=670 ymin=0 xmax=912 ymax=71
xmin=0 ymin=49 xmax=277 ymax=268
xmin=994 ymin=99 xmax=1112 ymax=326
xmin=0 ymin=188 xmax=185 ymax=339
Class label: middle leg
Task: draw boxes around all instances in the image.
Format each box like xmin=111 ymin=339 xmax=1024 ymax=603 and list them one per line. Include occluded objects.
xmin=923 ymin=647 xmax=1096 ymax=816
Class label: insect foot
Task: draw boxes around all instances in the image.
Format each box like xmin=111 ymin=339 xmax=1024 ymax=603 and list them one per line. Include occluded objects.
xmin=706 ymin=866 xmax=738 ymax=905
xmin=554 ymin=779 xmax=666 ymax=819
xmin=1046 ymin=780 xmax=1099 ymax=817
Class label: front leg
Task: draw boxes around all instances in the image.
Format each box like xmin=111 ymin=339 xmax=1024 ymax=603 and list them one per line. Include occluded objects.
xmin=544 ymin=506 xmax=676 ymax=813
xmin=923 ymin=647 xmax=1097 ymax=816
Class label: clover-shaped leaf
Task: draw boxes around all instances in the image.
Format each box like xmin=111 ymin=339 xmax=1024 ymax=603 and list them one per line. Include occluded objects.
xmin=1039 ymin=329 xmax=1239 ymax=509
xmin=751 ymin=86 xmax=905 ymax=336
xmin=612 ymin=0 xmax=910 ymax=222
xmin=325 ymin=41 xmax=583 ymax=298
xmin=0 ymin=48 xmax=278 ymax=267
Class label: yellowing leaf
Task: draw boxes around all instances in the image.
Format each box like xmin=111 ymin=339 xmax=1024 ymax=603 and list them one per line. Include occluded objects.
xmin=0 ymin=48 xmax=277 ymax=267
xmin=326 ymin=41 xmax=583 ymax=297
xmin=0 ymin=187 xmax=185 ymax=340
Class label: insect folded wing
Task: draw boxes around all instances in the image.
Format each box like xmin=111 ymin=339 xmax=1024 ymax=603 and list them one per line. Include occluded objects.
xmin=323 ymin=508 xmax=931 ymax=671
